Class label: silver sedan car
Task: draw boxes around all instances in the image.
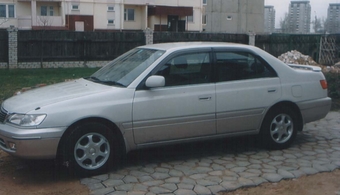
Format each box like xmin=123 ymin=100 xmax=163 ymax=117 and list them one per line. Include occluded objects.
xmin=0 ymin=42 xmax=331 ymax=175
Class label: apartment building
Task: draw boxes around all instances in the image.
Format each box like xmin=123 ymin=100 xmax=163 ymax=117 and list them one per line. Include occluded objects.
xmin=0 ymin=0 xmax=204 ymax=32
xmin=203 ymin=0 xmax=265 ymax=34
xmin=288 ymin=0 xmax=311 ymax=34
xmin=264 ymin=5 xmax=275 ymax=33
xmin=326 ymin=3 xmax=340 ymax=33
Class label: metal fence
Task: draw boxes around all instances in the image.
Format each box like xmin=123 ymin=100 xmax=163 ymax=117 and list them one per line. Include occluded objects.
xmin=255 ymin=34 xmax=322 ymax=60
xmin=0 ymin=30 xmax=8 ymax=63
xmin=17 ymin=31 xmax=145 ymax=62
xmin=5 ymin=30 xmax=340 ymax=65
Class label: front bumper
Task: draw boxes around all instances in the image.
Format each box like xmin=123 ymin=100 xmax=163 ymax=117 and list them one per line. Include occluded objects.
xmin=298 ymin=97 xmax=332 ymax=124
xmin=0 ymin=124 xmax=66 ymax=159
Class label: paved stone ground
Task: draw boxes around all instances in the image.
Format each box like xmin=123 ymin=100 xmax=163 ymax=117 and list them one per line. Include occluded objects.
xmin=81 ymin=112 xmax=340 ymax=195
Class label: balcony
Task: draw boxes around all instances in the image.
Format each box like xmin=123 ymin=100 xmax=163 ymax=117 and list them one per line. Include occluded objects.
xmin=17 ymin=15 xmax=64 ymax=30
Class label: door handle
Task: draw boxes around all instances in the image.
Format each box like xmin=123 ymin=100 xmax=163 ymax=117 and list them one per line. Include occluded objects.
xmin=268 ymin=89 xmax=276 ymax=93
xmin=199 ymin=97 xmax=212 ymax=101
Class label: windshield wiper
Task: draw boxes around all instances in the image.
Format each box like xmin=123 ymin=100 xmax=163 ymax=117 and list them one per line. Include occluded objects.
xmin=85 ymin=77 xmax=126 ymax=87
xmin=100 ymin=81 xmax=126 ymax=87
xmin=85 ymin=76 xmax=101 ymax=82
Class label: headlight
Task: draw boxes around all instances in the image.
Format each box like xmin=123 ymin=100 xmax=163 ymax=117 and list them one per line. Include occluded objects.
xmin=8 ymin=114 xmax=46 ymax=127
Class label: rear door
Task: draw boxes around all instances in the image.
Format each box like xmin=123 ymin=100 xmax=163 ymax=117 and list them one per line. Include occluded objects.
xmin=214 ymin=49 xmax=281 ymax=134
xmin=132 ymin=49 xmax=216 ymax=145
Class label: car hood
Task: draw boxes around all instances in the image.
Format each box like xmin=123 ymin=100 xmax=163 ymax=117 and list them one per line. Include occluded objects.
xmin=3 ymin=78 xmax=112 ymax=113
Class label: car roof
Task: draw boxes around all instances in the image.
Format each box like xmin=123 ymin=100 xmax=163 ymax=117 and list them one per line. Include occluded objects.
xmin=138 ymin=42 xmax=252 ymax=52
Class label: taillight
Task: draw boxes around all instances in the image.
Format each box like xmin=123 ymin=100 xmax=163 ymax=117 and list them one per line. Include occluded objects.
xmin=320 ymin=80 xmax=328 ymax=89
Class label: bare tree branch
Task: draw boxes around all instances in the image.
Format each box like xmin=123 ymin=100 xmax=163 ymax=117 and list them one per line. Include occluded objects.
xmin=0 ymin=18 xmax=9 ymax=26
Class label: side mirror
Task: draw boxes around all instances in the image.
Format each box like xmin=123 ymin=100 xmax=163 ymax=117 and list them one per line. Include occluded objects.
xmin=145 ymin=75 xmax=165 ymax=88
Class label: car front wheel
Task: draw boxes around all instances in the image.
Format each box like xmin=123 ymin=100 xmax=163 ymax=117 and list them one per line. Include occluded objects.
xmin=260 ymin=106 xmax=298 ymax=150
xmin=65 ymin=122 xmax=120 ymax=176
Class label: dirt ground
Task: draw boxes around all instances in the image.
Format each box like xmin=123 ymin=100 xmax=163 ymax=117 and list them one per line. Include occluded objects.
xmin=0 ymin=150 xmax=339 ymax=195
xmin=0 ymin=150 xmax=88 ymax=195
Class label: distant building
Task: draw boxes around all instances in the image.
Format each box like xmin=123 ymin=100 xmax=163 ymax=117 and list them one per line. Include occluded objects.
xmin=264 ymin=5 xmax=275 ymax=33
xmin=204 ymin=0 xmax=265 ymax=34
xmin=288 ymin=0 xmax=311 ymax=34
xmin=326 ymin=3 xmax=340 ymax=33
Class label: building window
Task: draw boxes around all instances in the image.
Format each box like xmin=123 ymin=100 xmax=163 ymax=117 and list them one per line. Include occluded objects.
xmin=49 ymin=6 xmax=54 ymax=16
xmin=108 ymin=19 xmax=114 ymax=25
xmin=0 ymin=4 xmax=15 ymax=18
xmin=203 ymin=0 xmax=207 ymax=5
xmin=0 ymin=5 xmax=6 ymax=17
xmin=72 ymin=4 xmax=79 ymax=10
xmin=124 ymin=8 xmax=134 ymax=21
xmin=41 ymin=6 xmax=53 ymax=16
xmin=41 ymin=6 xmax=47 ymax=16
xmin=202 ymin=14 xmax=207 ymax=24
xmin=8 ymin=5 xmax=14 ymax=18
xmin=187 ymin=15 xmax=193 ymax=23
xmin=108 ymin=6 xmax=114 ymax=11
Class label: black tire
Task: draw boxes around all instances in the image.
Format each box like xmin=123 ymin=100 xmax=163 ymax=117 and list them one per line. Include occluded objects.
xmin=64 ymin=122 xmax=121 ymax=176
xmin=259 ymin=106 xmax=298 ymax=150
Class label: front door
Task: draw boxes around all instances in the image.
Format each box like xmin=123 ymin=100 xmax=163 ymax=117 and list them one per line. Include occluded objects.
xmin=168 ymin=15 xmax=178 ymax=32
xmin=75 ymin=21 xmax=84 ymax=32
xmin=133 ymin=51 xmax=216 ymax=145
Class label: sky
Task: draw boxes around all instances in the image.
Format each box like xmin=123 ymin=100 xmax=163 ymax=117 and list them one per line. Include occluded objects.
xmin=265 ymin=0 xmax=340 ymax=28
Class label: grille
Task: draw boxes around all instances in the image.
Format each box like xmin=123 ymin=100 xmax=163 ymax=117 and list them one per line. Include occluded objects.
xmin=0 ymin=107 xmax=8 ymax=123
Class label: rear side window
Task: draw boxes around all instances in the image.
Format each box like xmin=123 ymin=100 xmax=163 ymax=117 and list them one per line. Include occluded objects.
xmin=215 ymin=51 xmax=277 ymax=82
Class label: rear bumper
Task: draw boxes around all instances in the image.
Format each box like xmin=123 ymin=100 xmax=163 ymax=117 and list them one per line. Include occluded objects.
xmin=297 ymin=97 xmax=332 ymax=124
xmin=0 ymin=124 xmax=66 ymax=159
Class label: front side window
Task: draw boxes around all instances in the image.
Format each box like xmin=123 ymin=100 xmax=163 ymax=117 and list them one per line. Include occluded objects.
xmin=203 ymin=0 xmax=207 ymax=5
xmin=124 ymin=9 xmax=134 ymax=21
xmin=216 ymin=51 xmax=277 ymax=82
xmin=156 ymin=52 xmax=212 ymax=87
xmin=89 ymin=48 xmax=165 ymax=87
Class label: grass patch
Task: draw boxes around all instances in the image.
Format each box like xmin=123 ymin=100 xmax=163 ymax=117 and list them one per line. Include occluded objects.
xmin=0 ymin=68 xmax=99 ymax=102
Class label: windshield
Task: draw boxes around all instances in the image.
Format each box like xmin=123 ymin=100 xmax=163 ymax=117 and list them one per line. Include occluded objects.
xmin=87 ymin=48 xmax=165 ymax=87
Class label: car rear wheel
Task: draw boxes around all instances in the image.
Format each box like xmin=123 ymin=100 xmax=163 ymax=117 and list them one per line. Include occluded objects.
xmin=65 ymin=122 xmax=120 ymax=176
xmin=259 ymin=106 xmax=298 ymax=150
